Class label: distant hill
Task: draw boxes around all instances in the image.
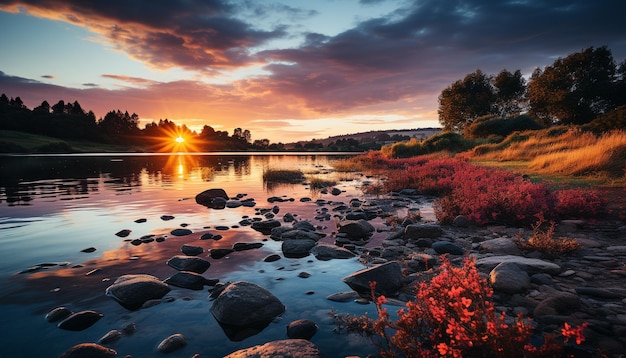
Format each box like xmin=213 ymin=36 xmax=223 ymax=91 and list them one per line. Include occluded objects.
xmin=286 ymin=128 xmax=442 ymax=150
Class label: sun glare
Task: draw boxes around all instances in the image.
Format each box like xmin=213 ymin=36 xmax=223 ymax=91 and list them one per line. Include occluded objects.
xmin=175 ymin=136 xmax=185 ymax=143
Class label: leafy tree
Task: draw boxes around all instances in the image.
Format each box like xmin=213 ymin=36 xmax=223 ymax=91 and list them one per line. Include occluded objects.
xmin=493 ymin=69 xmax=526 ymax=117
xmin=97 ymin=110 xmax=140 ymax=141
xmin=438 ymin=69 xmax=495 ymax=132
xmin=0 ymin=93 xmax=8 ymax=106
xmin=51 ymin=100 xmax=65 ymax=114
xmin=527 ymin=46 xmax=617 ymax=125
xmin=10 ymin=96 xmax=26 ymax=109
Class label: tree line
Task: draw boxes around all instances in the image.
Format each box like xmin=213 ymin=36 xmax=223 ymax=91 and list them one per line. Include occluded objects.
xmin=438 ymin=46 xmax=626 ymax=136
xmin=0 ymin=94 xmax=268 ymax=151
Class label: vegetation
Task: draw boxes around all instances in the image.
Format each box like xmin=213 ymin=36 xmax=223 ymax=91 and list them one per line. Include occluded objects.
xmin=262 ymin=168 xmax=305 ymax=183
xmin=307 ymin=177 xmax=337 ymax=189
xmin=334 ymin=257 xmax=587 ymax=357
xmin=381 ymin=132 xmax=478 ymax=158
xmin=438 ymin=46 xmax=625 ymax=132
xmin=516 ymin=214 xmax=582 ymax=255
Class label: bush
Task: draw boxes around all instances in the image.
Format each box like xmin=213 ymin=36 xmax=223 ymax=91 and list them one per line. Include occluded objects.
xmin=465 ymin=114 xmax=543 ymax=139
xmin=381 ymin=132 xmax=476 ymax=158
xmin=334 ymin=257 xmax=587 ymax=357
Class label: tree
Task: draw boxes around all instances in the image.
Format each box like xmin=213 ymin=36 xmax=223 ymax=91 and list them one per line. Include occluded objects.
xmin=438 ymin=69 xmax=495 ymax=132
xmin=527 ymin=46 xmax=617 ymax=125
xmin=51 ymin=100 xmax=65 ymax=114
xmin=34 ymin=100 xmax=51 ymax=113
xmin=493 ymin=69 xmax=526 ymax=117
xmin=97 ymin=110 xmax=140 ymax=140
xmin=0 ymin=93 xmax=8 ymax=106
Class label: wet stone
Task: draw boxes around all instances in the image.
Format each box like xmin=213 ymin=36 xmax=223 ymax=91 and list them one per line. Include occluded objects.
xmin=181 ymin=244 xmax=204 ymax=256
xmin=171 ymin=228 xmax=192 ymax=236
xmin=115 ymin=229 xmax=131 ymax=237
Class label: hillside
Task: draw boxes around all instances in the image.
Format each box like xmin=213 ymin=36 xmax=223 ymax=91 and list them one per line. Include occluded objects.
xmin=286 ymin=128 xmax=441 ymax=149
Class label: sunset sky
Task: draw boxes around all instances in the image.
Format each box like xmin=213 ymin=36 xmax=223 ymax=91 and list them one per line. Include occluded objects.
xmin=1 ymin=0 xmax=625 ymax=143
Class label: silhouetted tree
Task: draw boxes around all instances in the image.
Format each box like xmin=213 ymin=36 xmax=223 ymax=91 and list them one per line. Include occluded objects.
xmin=34 ymin=100 xmax=51 ymax=113
xmin=527 ymin=46 xmax=617 ymax=125
xmin=438 ymin=69 xmax=495 ymax=132
xmin=493 ymin=69 xmax=527 ymax=117
xmin=51 ymin=100 xmax=65 ymax=115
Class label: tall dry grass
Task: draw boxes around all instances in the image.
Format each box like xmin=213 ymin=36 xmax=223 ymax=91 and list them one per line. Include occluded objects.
xmin=471 ymin=128 xmax=626 ymax=178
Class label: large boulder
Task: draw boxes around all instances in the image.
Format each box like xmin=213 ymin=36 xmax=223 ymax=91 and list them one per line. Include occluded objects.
xmin=281 ymin=239 xmax=316 ymax=258
xmin=224 ymin=339 xmax=322 ymax=358
xmin=310 ymin=242 xmax=356 ymax=260
xmin=195 ymin=188 xmax=229 ymax=207
xmin=342 ymin=261 xmax=403 ymax=296
xmin=210 ymin=281 xmax=285 ymax=328
xmin=475 ymin=255 xmax=561 ymax=275
xmin=166 ymin=255 xmax=211 ymax=273
xmin=489 ymin=262 xmax=530 ymax=293
xmin=337 ymin=219 xmax=375 ymax=239
xmin=105 ymin=274 xmax=171 ymax=310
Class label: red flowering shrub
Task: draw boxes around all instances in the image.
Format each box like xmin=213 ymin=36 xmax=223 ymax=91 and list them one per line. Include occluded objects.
xmin=357 ymin=155 xmax=605 ymax=227
xmin=334 ymin=257 xmax=587 ymax=357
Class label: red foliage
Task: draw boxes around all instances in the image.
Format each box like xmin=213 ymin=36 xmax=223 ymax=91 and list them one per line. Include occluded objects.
xmin=359 ymin=258 xmax=587 ymax=357
xmin=364 ymin=156 xmax=605 ymax=226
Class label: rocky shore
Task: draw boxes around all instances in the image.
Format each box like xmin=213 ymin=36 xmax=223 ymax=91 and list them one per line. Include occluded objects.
xmin=41 ymin=185 xmax=626 ymax=357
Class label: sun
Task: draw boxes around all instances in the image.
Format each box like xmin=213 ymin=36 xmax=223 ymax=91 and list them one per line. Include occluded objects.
xmin=175 ymin=136 xmax=185 ymax=143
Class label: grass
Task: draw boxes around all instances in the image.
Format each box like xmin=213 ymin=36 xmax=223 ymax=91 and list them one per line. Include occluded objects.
xmin=307 ymin=177 xmax=337 ymax=189
xmin=516 ymin=214 xmax=582 ymax=255
xmin=262 ymin=168 xmax=305 ymax=183
xmin=468 ymin=128 xmax=626 ymax=181
xmin=0 ymin=130 xmax=145 ymax=153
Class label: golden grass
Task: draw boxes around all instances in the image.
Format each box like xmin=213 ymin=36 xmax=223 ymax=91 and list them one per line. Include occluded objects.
xmin=307 ymin=177 xmax=337 ymax=189
xmin=262 ymin=168 xmax=305 ymax=183
xmin=470 ymin=128 xmax=626 ymax=179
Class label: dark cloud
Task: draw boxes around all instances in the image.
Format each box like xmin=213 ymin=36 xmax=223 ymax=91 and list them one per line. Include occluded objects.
xmin=82 ymin=83 xmax=98 ymax=87
xmin=0 ymin=0 xmax=286 ymax=70
xmin=41 ymin=74 xmax=55 ymax=79
xmin=255 ymin=0 xmax=626 ymax=113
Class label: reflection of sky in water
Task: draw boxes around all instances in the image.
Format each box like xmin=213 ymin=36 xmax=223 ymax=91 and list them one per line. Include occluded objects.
xmin=0 ymin=153 xmax=395 ymax=357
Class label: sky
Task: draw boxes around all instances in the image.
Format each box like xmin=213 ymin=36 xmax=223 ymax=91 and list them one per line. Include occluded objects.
xmin=1 ymin=0 xmax=625 ymax=143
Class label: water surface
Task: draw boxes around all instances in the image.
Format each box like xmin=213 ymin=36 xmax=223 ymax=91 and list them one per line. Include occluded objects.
xmin=0 ymin=153 xmax=410 ymax=357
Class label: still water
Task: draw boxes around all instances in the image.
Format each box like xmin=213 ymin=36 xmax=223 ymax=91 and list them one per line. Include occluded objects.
xmin=0 ymin=153 xmax=396 ymax=357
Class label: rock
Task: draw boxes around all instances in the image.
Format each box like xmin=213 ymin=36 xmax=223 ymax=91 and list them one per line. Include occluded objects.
xmin=406 ymin=253 xmax=437 ymax=272
xmin=224 ymin=339 xmax=322 ymax=358
xmin=404 ymin=224 xmax=443 ymax=239
xmin=479 ymin=237 xmax=521 ymax=255
xmin=81 ymin=247 xmax=96 ymax=253
xmin=432 ymin=241 xmax=464 ymax=255
xmin=157 ymin=333 xmax=187 ymax=353
xmin=489 ymin=262 xmax=530 ymax=293
xmin=57 ymin=310 xmax=103 ymax=331
xmin=98 ymin=329 xmax=122 ymax=344
xmin=115 ymin=229 xmax=131 ymax=237
xmin=134 ymin=218 xmax=147 ymax=223
xmin=337 ymin=219 xmax=375 ymax=238
xmin=166 ymin=255 xmax=211 ymax=273
xmin=171 ymin=228 xmax=192 ymax=236
xmin=343 ymin=261 xmax=403 ymax=296
xmin=121 ymin=322 xmax=136 ymax=335
xmin=298 ymin=272 xmax=311 ymax=278
xmin=226 ymin=200 xmax=243 ymax=208
xmin=280 ymin=229 xmax=323 ymax=242
xmin=287 ymin=319 xmax=318 ymax=340
xmin=211 ymin=197 xmax=228 ymax=209
xmin=160 ymin=215 xmax=175 ymax=221
xmin=263 ymin=254 xmax=282 ymax=262
xmin=210 ymin=248 xmax=234 ymax=259
xmin=181 ymin=244 xmax=204 ymax=256
xmin=475 ymin=255 xmax=561 ymax=275
xmin=310 ymin=242 xmax=356 ymax=260
xmin=326 ymin=291 xmax=360 ymax=302
xmin=251 ymin=219 xmax=282 ymax=234
xmin=281 ymin=239 xmax=316 ymax=258
xmin=283 ymin=213 xmax=296 ymax=222
xmin=164 ymin=271 xmax=218 ymax=290
xmin=195 ymin=188 xmax=229 ymax=207
xmin=233 ymin=242 xmax=264 ymax=251
xmin=200 ymin=232 xmax=215 ymax=240
xmin=58 ymin=343 xmax=117 ymax=358
xmin=533 ymin=291 xmax=580 ymax=319
xmin=45 ymin=306 xmax=72 ymax=322
xmin=453 ymin=215 xmax=470 ymax=227
xmin=210 ymin=281 xmax=285 ymax=328
xmin=574 ymin=287 xmax=622 ymax=299
xmin=105 ymin=274 xmax=171 ymax=310
xmin=331 ymin=188 xmax=342 ymax=196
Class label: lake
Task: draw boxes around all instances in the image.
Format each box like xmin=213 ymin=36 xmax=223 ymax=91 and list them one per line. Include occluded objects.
xmin=0 ymin=153 xmax=420 ymax=357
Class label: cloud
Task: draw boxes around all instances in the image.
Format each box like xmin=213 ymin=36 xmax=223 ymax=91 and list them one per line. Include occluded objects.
xmin=41 ymin=74 xmax=55 ymax=79
xmin=101 ymin=74 xmax=157 ymax=86
xmin=0 ymin=0 xmax=287 ymax=71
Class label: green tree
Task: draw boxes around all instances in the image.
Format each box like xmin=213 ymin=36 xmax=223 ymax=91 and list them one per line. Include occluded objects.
xmin=493 ymin=69 xmax=526 ymax=117
xmin=527 ymin=46 xmax=617 ymax=125
xmin=438 ymin=69 xmax=495 ymax=132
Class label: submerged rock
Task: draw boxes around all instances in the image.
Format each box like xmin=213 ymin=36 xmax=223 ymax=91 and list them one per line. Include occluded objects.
xmin=105 ymin=274 xmax=171 ymax=310
xmin=164 ymin=271 xmax=218 ymax=290
xmin=45 ymin=306 xmax=72 ymax=322
xmin=58 ymin=343 xmax=116 ymax=358
xmin=98 ymin=330 xmax=122 ymax=344
xmin=310 ymin=242 xmax=355 ymax=260
xmin=286 ymin=319 xmax=318 ymax=340
xmin=157 ymin=333 xmax=187 ymax=353
xmin=57 ymin=310 xmax=103 ymax=331
xmin=166 ymin=255 xmax=211 ymax=273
